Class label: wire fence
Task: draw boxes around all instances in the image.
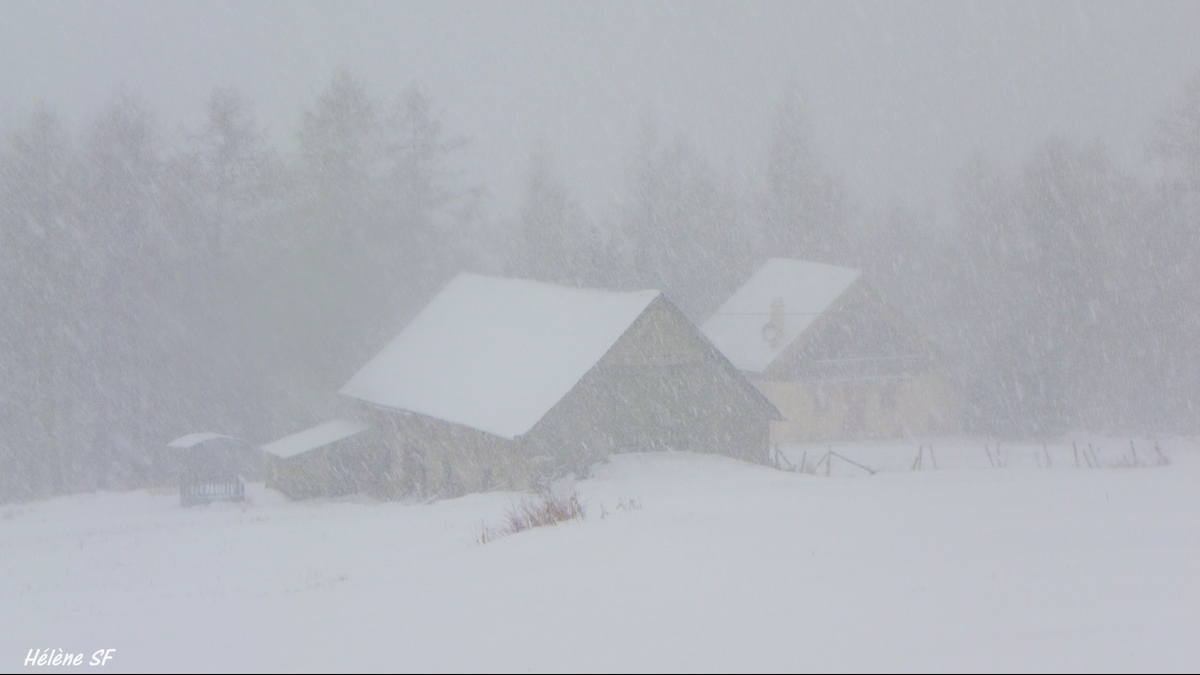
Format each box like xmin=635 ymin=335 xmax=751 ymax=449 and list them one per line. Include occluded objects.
xmin=772 ymin=437 xmax=1175 ymax=477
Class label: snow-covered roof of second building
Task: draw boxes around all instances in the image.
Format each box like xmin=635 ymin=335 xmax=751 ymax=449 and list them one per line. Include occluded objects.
xmin=339 ymin=273 xmax=661 ymax=439
xmin=701 ymin=258 xmax=861 ymax=373
xmin=259 ymin=419 xmax=371 ymax=459
xmin=166 ymin=432 xmax=240 ymax=449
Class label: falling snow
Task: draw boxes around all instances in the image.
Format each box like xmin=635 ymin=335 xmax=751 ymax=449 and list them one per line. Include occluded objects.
xmin=4 ymin=3 xmax=1200 ymax=671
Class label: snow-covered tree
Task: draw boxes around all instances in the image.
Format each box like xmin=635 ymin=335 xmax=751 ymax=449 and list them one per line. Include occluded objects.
xmin=946 ymin=139 xmax=1151 ymax=435
xmin=513 ymin=142 xmax=614 ymax=287
xmin=621 ymin=121 xmax=751 ymax=320
xmin=0 ymin=105 xmax=83 ymax=499
xmin=248 ymin=70 xmax=482 ymax=430
xmin=1154 ymin=70 xmax=1200 ymax=192
xmin=186 ymin=86 xmax=280 ymax=259
xmin=759 ymin=80 xmax=851 ymax=263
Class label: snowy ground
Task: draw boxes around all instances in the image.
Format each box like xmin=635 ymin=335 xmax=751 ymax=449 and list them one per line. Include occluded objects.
xmin=3 ymin=436 xmax=1200 ymax=673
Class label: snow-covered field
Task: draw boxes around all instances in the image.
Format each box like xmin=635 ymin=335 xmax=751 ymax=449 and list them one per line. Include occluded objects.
xmin=4 ymin=436 xmax=1200 ymax=673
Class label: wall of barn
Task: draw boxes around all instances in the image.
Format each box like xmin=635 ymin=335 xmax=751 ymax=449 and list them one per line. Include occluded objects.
xmin=361 ymin=406 xmax=533 ymax=499
xmin=528 ymin=297 xmax=773 ymax=468
xmin=756 ymin=371 xmax=960 ymax=443
xmin=266 ymin=436 xmax=388 ymax=500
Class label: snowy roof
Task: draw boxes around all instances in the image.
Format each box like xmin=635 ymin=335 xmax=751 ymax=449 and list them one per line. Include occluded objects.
xmin=701 ymin=258 xmax=861 ymax=373
xmin=259 ymin=420 xmax=372 ymax=459
xmin=339 ymin=273 xmax=661 ymax=439
xmin=166 ymin=432 xmax=240 ymax=449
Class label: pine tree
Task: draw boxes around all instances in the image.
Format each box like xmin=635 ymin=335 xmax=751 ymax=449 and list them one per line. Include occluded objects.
xmin=1154 ymin=70 xmax=1200 ymax=193
xmin=188 ymin=86 xmax=279 ymax=259
xmin=51 ymin=92 xmax=178 ymax=491
xmin=515 ymin=142 xmax=604 ymax=286
xmin=0 ymin=105 xmax=82 ymax=499
xmin=622 ymin=121 xmax=750 ymax=319
xmin=759 ymin=80 xmax=850 ymax=263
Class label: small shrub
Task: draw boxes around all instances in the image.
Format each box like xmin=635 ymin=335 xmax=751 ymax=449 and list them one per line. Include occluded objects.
xmin=476 ymin=487 xmax=586 ymax=544
xmin=599 ymin=496 xmax=642 ymax=519
xmin=616 ymin=496 xmax=641 ymax=511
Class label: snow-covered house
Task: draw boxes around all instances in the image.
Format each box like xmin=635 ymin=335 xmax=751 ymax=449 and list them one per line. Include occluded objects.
xmin=260 ymin=420 xmax=376 ymax=500
xmin=702 ymin=258 xmax=959 ymax=443
xmin=339 ymin=273 xmax=779 ymax=498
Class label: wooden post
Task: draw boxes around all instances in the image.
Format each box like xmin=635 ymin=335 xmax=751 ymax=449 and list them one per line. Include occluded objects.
xmin=775 ymin=445 xmax=796 ymax=472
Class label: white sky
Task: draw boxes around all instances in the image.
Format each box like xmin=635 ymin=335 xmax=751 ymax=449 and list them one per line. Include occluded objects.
xmin=3 ymin=1 xmax=1199 ymax=218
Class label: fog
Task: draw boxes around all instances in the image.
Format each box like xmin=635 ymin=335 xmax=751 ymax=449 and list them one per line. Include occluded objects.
xmin=6 ymin=2 xmax=1200 ymax=213
xmin=3 ymin=1 xmax=1200 ymax=502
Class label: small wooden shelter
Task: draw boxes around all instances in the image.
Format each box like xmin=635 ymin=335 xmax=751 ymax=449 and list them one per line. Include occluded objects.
xmin=165 ymin=433 xmax=260 ymax=506
xmin=339 ymin=273 xmax=779 ymax=499
xmin=702 ymin=258 xmax=959 ymax=442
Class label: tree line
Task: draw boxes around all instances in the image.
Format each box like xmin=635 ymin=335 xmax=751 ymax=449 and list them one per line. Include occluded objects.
xmin=2 ymin=68 xmax=1199 ymax=502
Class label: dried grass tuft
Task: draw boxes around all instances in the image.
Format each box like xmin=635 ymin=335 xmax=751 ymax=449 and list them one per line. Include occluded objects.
xmin=477 ymin=488 xmax=586 ymax=544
